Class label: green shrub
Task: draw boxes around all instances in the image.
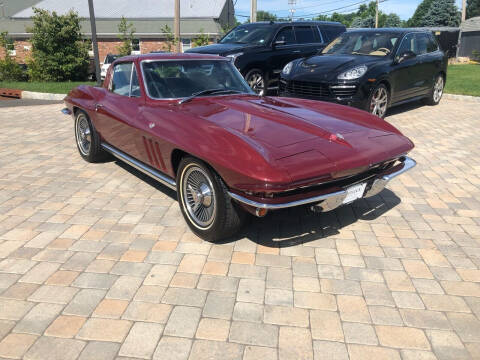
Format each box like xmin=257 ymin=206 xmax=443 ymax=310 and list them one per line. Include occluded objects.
xmin=27 ymin=8 xmax=89 ymax=81
xmin=0 ymin=32 xmax=26 ymax=81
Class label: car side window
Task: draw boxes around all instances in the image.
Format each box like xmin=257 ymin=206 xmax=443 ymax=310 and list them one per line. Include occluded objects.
xmin=275 ymin=26 xmax=295 ymax=45
xmin=110 ymin=62 xmax=141 ymax=97
xmin=295 ymin=26 xmax=316 ymax=44
xmin=316 ymin=26 xmax=325 ymax=43
xmin=414 ymin=33 xmax=428 ymax=55
xmin=396 ymin=33 xmax=416 ymax=55
xmin=427 ymin=34 xmax=439 ymax=53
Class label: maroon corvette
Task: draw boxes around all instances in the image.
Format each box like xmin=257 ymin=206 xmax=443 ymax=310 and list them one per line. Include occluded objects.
xmin=63 ymin=53 xmax=415 ymax=241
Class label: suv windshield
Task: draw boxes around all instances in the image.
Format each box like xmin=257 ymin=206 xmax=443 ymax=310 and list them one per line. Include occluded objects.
xmin=220 ymin=24 xmax=273 ymax=45
xmin=322 ymin=32 xmax=400 ymax=57
xmin=142 ymin=60 xmax=254 ymax=99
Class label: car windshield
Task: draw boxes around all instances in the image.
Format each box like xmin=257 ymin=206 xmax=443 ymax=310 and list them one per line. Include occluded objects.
xmin=220 ymin=24 xmax=273 ymax=45
xmin=142 ymin=60 xmax=254 ymax=99
xmin=322 ymin=32 xmax=400 ymax=57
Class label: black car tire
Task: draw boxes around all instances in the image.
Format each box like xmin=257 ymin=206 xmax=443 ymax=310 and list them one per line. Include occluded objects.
xmin=366 ymin=83 xmax=389 ymax=119
xmin=74 ymin=110 xmax=108 ymax=162
xmin=177 ymin=157 xmax=246 ymax=242
xmin=425 ymin=74 xmax=444 ymax=106
xmin=245 ymin=68 xmax=266 ymax=95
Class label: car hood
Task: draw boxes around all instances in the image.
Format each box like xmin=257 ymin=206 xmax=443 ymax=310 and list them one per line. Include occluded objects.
xmin=179 ymin=95 xmax=413 ymax=179
xmin=185 ymin=43 xmax=255 ymax=55
xmin=291 ymin=54 xmax=384 ymax=80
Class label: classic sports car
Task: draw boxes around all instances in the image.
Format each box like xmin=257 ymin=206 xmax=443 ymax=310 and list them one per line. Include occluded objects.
xmin=63 ymin=53 xmax=416 ymax=241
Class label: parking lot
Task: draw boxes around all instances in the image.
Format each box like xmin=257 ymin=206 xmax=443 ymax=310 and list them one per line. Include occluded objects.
xmin=0 ymin=98 xmax=479 ymax=359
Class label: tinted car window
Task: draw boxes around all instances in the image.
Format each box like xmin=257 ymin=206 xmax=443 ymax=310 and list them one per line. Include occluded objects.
xmin=396 ymin=33 xmax=416 ymax=55
xmin=316 ymin=26 xmax=325 ymax=43
xmin=427 ymin=34 xmax=439 ymax=53
xmin=275 ymin=26 xmax=295 ymax=45
xmin=220 ymin=24 xmax=272 ymax=45
xmin=131 ymin=66 xmax=141 ymax=97
xmin=111 ymin=63 xmax=133 ymax=96
xmin=295 ymin=26 xmax=316 ymax=44
xmin=321 ymin=26 xmax=344 ymax=42
xmin=322 ymin=32 xmax=400 ymax=56
xmin=415 ymin=33 xmax=428 ymax=55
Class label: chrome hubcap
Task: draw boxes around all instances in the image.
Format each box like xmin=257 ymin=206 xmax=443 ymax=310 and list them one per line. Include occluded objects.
xmin=370 ymin=87 xmax=388 ymax=117
xmin=182 ymin=166 xmax=216 ymax=229
xmin=76 ymin=115 xmax=91 ymax=155
xmin=247 ymin=72 xmax=265 ymax=95
xmin=433 ymin=77 xmax=444 ymax=103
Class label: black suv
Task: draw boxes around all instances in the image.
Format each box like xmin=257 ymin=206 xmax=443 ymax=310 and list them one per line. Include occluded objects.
xmin=185 ymin=21 xmax=346 ymax=94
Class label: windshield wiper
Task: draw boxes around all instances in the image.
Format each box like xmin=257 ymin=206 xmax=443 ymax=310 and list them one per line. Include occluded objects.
xmin=178 ymin=89 xmax=244 ymax=105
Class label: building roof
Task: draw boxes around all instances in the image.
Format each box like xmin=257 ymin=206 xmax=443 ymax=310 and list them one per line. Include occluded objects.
xmin=461 ymin=16 xmax=480 ymax=32
xmin=11 ymin=0 xmax=227 ymax=19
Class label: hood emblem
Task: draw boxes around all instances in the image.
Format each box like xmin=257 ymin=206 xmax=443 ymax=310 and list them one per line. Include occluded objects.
xmin=336 ymin=133 xmax=344 ymax=140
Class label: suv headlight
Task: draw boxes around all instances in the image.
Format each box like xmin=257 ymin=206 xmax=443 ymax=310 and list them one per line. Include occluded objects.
xmin=282 ymin=61 xmax=294 ymax=75
xmin=226 ymin=52 xmax=243 ymax=64
xmin=337 ymin=65 xmax=368 ymax=80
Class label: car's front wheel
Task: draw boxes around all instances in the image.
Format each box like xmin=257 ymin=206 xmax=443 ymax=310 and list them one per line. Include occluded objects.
xmin=245 ymin=68 xmax=266 ymax=95
xmin=177 ymin=157 xmax=246 ymax=241
xmin=367 ymin=84 xmax=389 ymax=118
xmin=74 ymin=110 xmax=107 ymax=162
xmin=426 ymin=74 xmax=444 ymax=105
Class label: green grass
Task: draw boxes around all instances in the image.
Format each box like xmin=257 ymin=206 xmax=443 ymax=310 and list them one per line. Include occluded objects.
xmin=0 ymin=81 xmax=96 ymax=94
xmin=444 ymin=64 xmax=480 ymax=97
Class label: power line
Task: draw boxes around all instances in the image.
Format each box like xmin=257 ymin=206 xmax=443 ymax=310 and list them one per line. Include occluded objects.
xmin=292 ymin=0 xmax=374 ymax=18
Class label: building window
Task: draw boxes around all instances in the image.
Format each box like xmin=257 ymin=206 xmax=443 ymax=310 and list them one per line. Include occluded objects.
xmin=181 ymin=38 xmax=191 ymax=52
xmin=131 ymin=39 xmax=141 ymax=54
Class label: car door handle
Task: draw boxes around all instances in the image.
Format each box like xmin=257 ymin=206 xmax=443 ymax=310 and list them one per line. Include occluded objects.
xmin=292 ymin=50 xmax=301 ymax=53
xmin=95 ymin=103 xmax=104 ymax=112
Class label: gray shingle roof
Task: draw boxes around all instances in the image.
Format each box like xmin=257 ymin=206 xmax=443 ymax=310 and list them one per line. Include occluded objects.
xmin=461 ymin=16 xmax=480 ymax=32
xmin=12 ymin=0 xmax=227 ymax=19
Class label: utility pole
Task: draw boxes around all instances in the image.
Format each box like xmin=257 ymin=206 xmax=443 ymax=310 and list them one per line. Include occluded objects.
xmin=461 ymin=0 xmax=466 ymax=21
xmin=375 ymin=0 xmax=379 ymax=28
xmin=174 ymin=0 xmax=181 ymax=52
xmin=288 ymin=0 xmax=296 ymax=22
xmin=87 ymin=0 xmax=101 ymax=86
xmin=250 ymin=0 xmax=256 ymax=23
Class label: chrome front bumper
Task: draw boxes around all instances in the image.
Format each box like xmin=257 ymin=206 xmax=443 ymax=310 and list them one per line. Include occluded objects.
xmin=228 ymin=156 xmax=416 ymax=212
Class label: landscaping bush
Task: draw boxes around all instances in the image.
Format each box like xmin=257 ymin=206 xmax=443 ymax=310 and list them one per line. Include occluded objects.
xmin=27 ymin=8 xmax=89 ymax=81
xmin=0 ymin=32 xmax=27 ymax=81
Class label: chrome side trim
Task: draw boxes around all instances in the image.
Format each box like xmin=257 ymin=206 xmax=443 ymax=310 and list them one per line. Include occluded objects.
xmin=228 ymin=156 xmax=416 ymax=210
xmin=101 ymin=143 xmax=177 ymax=190
xmin=228 ymin=190 xmax=347 ymax=210
xmin=61 ymin=108 xmax=72 ymax=115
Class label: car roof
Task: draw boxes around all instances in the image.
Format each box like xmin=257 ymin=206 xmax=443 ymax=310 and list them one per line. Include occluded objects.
xmin=114 ymin=52 xmax=227 ymax=63
xmin=347 ymin=28 xmax=430 ymax=34
xmin=241 ymin=20 xmax=344 ymax=26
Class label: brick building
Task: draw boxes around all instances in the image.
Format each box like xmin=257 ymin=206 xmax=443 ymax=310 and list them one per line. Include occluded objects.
xmin=0 ymin=0 xmax=235 ymax=63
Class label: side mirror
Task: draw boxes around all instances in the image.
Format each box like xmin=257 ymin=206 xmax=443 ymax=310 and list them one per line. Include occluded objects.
xmin=395 ymin=50 xmax=416 ymax=64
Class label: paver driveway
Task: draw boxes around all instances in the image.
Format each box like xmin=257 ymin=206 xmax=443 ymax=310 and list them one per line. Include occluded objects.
xmin=0 ymin=99 xmax=479 ymax=360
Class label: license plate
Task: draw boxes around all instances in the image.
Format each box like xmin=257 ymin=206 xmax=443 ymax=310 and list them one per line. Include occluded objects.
xmin=343 ymin=182 xmax=367 ymax=204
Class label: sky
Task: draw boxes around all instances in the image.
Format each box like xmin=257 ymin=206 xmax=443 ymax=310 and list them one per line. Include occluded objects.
xmin=234 ymin=0 xmax=464 ymax=21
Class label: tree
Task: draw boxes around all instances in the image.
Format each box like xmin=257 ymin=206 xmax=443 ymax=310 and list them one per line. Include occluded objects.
xmin=192 ymin=29 xmax=209 ymax=47
xmin=423 ymin=0 xmax=460 ymax=26
xmin=408 ymin=0 xmax=435 ymax=26
xmin=467 ymin=0 xmax=480 ymax=18
xmin=351 ymin=16 xmax=375 ymax=28
xmin=161 ymin=25 xmax=177 ymax=52
xmin=117 ymin=16 xmax=136 ymax=56
xmin=0 ymin=31 xmax=26 ymax=81
xmin=384 ymin=13 xmax=403 ymax=27
xmin=27 ymin=8 xmax=89 ymax=81
xmin=256 ymin=10 xmax=277 ymax=21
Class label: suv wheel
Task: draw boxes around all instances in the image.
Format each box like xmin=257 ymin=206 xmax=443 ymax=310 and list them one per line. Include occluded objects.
xmin=245 ymin=69 xmax=265 ymax=95
xmin=367 ymin=84 xmax=389 ymax=118
xmin=426 ymin=74 xmax=444 ymax=105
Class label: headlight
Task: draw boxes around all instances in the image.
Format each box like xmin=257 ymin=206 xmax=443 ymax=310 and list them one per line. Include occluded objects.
xmin=337 ymin=65 xmax=368 ymax=80
xmin=226 ymin=52 xmax=243 ymax=63
xmin=282 ymin=61 xmax=294 ymax=75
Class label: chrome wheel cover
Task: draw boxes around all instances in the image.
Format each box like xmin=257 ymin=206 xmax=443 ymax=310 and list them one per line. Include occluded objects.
xmin=433 ymin=76 xmax=444 ymax=103
xmin=246 ymin=71 xmax=265 ymax=95
xmin=181 ymin=165 xmax=216 ymax=229
xmin=370 ymin=87 xmax=388 ymax=117
xmin=75 ymin=114 xmax=91 ymax=155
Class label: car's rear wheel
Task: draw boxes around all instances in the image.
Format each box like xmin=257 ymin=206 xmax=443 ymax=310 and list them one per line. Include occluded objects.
xmin=177 ymin=157 xmax=246 ymax=242
xmin=245 ymin=68 xmax=265 ymax=95
xmin=426 ymin=74 xmax=444 ymax=105
xmin=367 ymin=84 xmax=389 ymax=118
xmin=74 ymin=110 xmax=107 ymax=162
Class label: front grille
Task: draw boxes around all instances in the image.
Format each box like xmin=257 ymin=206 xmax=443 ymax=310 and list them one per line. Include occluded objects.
xmin=281 ymin=80 xmax=331 ymax=98
xmin=330 ymin=86 xmax=357 ymax=98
